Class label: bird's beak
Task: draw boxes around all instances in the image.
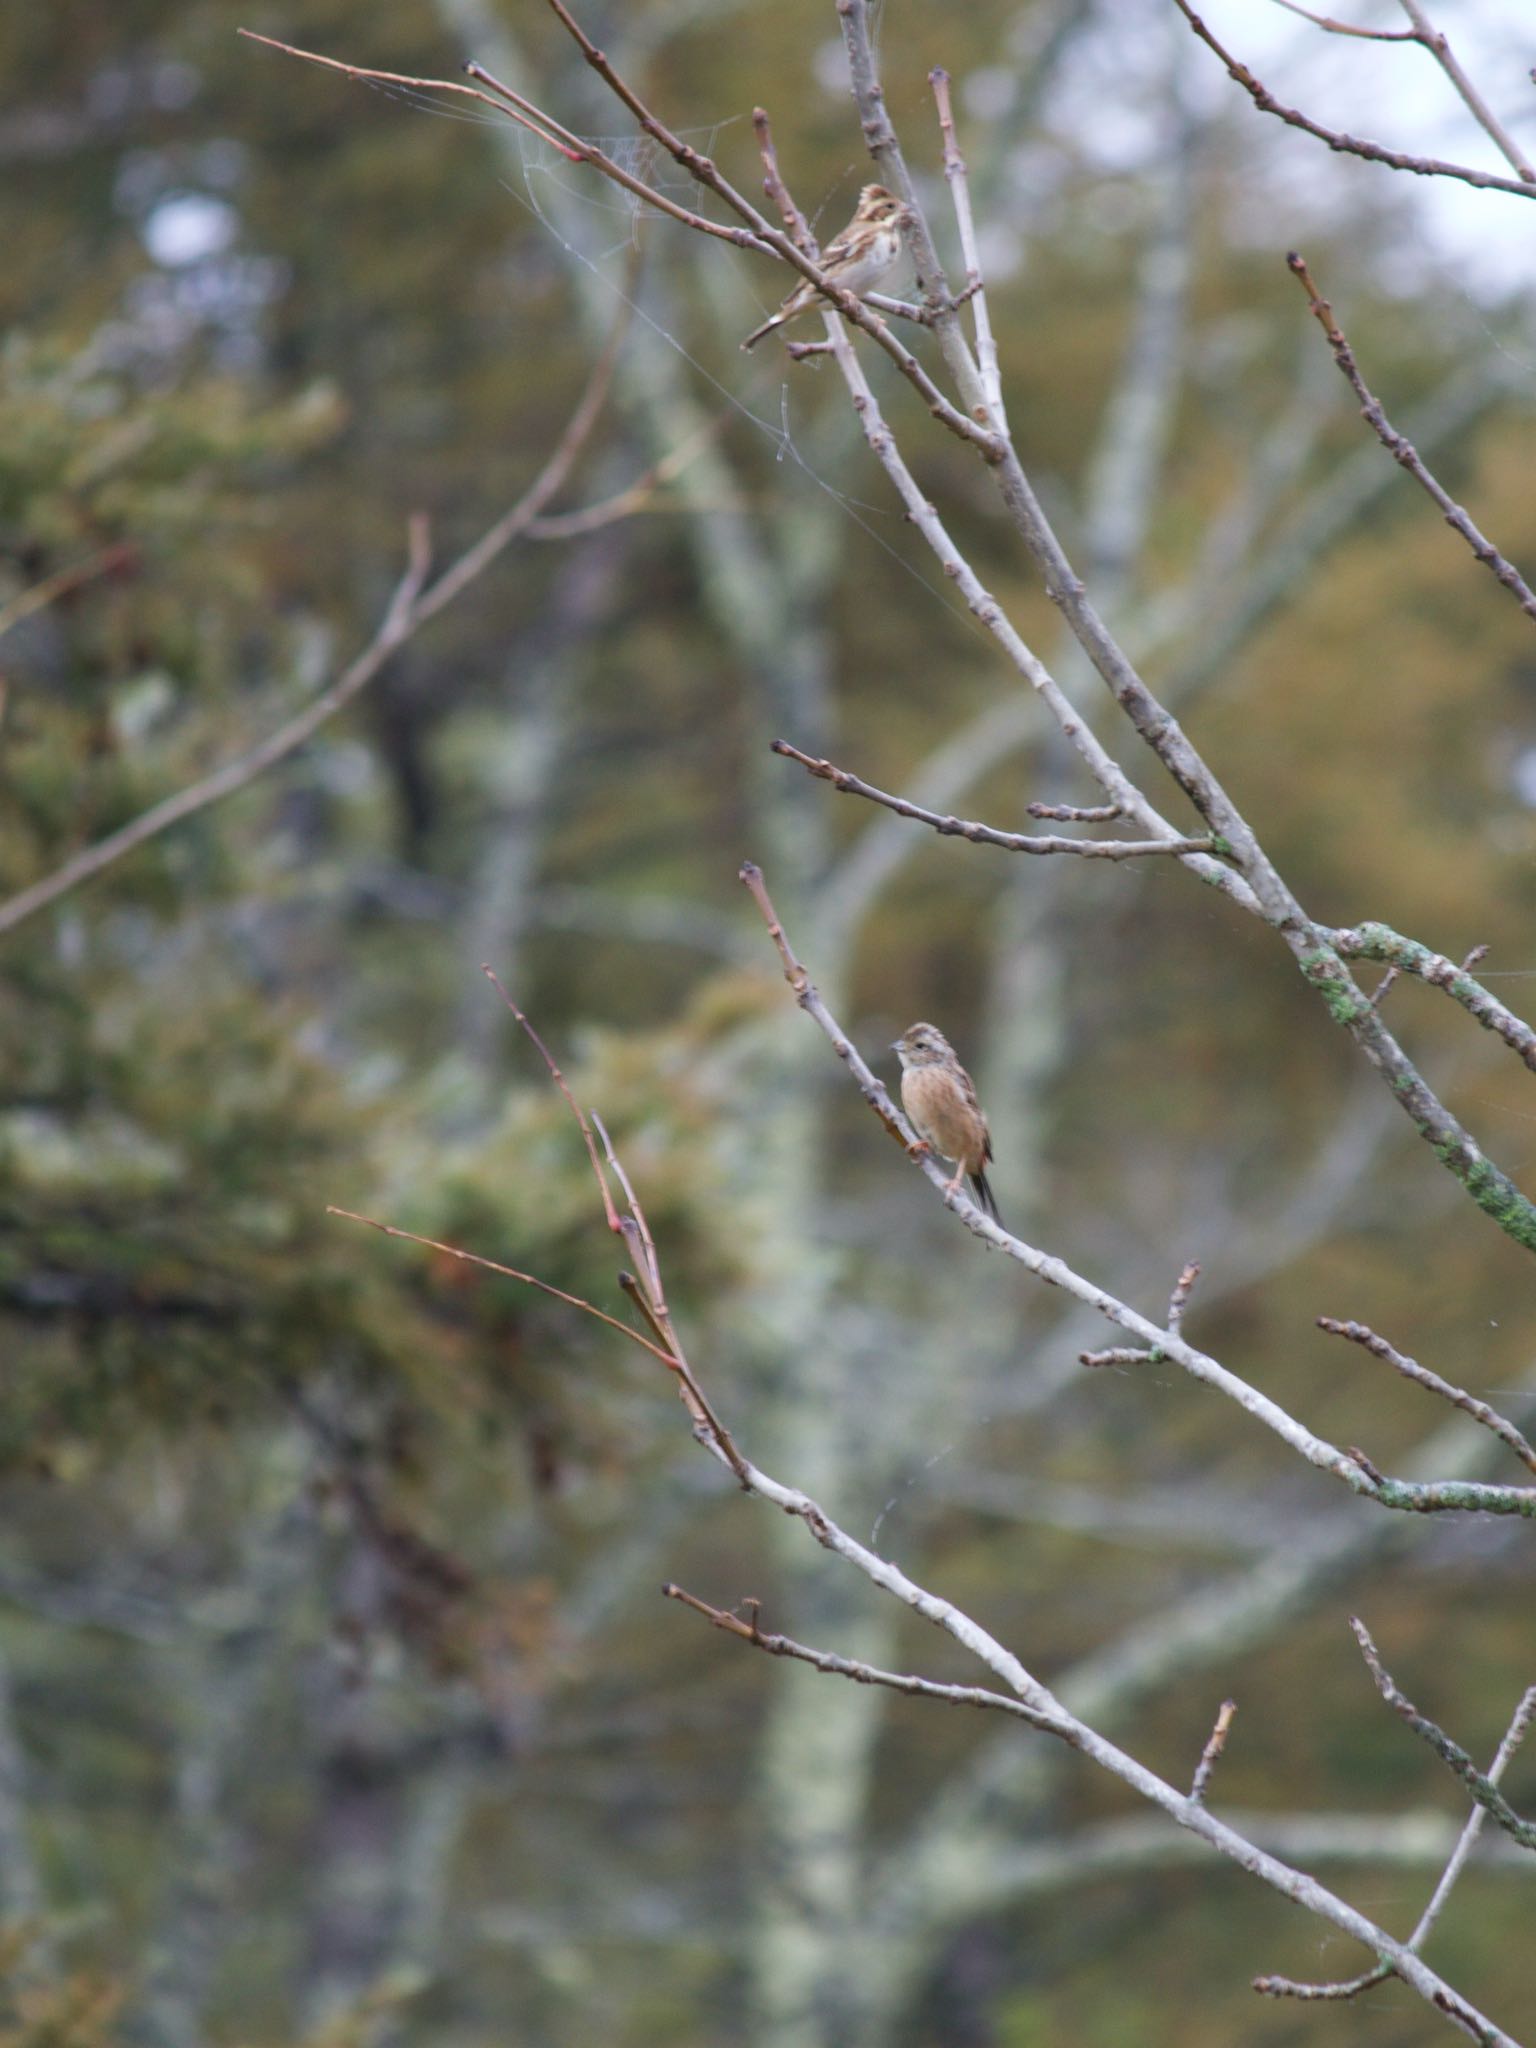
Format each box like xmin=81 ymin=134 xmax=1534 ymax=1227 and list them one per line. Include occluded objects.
xmin=890 ymin=1040 xmax=902 ymax=1053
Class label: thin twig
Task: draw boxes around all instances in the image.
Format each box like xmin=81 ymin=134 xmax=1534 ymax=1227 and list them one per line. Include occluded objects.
xmin=1268 ymin=0 xmax=1420 ymax=41
xmin=1257 ymin=1685 xmax=1536 ymax=1999
xmin=1318 ymin=1317 xmax=1536 ymax=1474
xmin=1351 ymin=1620 xmax=1536 ymax=1850
xmin=480 ymin=966 xmax=622 ymax=1235
xmin=1190 ymin=1699 xmax=1237 ymax=1804
xmin=1393 ymin=0 xmax=1536 ymax=182
xmin=751 ymin=106 xmax=814 ymax=252
xmin=769 ymin=741 xmax=1217 ymax=859
xmin=1080 ymin=1347 xmax=1158 ymax=1369
xmin=1168 ymin=1261 xmax=1202 ymax=1333
xmin=929 ymin=68 xmax=1006 ymax=427
xmin=1289 ymin=254 xmax=1536 ymax=623
xmin=325 ymin=1207 xmax=683 ymax=1369
xmin=1172 ymin=0 xmax=1536 ymax=199
xmin=662 ymin=1586 xmax=1071 ymax=1730
xmin=236 ymin=30 xmax=583 ymax=155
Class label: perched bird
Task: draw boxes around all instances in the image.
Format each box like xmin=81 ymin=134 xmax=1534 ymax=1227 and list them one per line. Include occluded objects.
xmin=741 ymin=184 xmax=910 ymax=351
xmin=892 ymin=1022 xmax=999 ymax=1222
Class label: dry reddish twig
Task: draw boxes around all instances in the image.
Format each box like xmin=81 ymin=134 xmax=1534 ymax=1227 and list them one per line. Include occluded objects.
xmin=928 ymin=66 xmax=1004 ymax=426
xmin=751 ymin=105 xmax=815 ymax=252
xmin=326 ymin=1206 xmax=683 ymax=1368
xmin=482 ymin=966 xmax=622 ymax=1236
xmin=1289 ymin=253 xmax=1536 ymax=624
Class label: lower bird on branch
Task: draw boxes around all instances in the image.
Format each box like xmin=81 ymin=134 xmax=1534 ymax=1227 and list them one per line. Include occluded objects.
xmin=893 ymin=1021 xmax=1000 ymax=1222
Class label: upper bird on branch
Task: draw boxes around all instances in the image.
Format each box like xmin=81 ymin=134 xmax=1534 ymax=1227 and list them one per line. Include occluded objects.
xmin=741 ymin=183 xmax=911 ymax=350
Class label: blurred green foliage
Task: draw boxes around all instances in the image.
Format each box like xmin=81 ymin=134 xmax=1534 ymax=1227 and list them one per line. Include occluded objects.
xmin=2 ymin=0 xmax=1536 ymax=2044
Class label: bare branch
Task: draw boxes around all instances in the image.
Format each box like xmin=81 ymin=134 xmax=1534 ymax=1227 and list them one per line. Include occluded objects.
xmin=1317 ymin=1317 xmax=1536 ymax=1475
xmin=1352 ymin=1620 xmax=1536 ymax=1850
xmin=1172 ymin=0 xmax=1536 ymax=199
xmin=769 ymin=741 xmax=1217 ymax=859
xmin=1288 ymin=254 xmax=1536 ymax=623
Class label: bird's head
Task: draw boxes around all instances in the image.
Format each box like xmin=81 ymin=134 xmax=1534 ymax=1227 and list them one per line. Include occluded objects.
xmin=892 ymin=1021 xmax=951 ymax=1069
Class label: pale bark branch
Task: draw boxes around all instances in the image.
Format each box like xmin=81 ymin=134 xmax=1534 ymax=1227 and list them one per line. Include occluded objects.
xmin=1288 ymin=253 xmax=1536 ymax=623
xmin=1173 ymin=0 xmax=1536 ymax=198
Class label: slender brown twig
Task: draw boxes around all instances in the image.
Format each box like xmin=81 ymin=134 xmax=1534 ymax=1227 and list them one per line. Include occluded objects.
xmin=1173 ymin=0 xmax=1536 ymax=199
xmin=769 ymin=741 xmax=1218 ymax=859
xmin=1259 ymin=1683 xmax=1536 ymax=2001
xmin=325 ymin=1207 xmax=683 ymax=1369
xmin=751 ymin=106 xmax=815 ymax=252
xmin=1167 ymin=1261 xmax=1202 ymax=1334
xmin=1289 ymin=253 xmax=1536 ymax=623
xmin=1318 ymin=1316 xmax=1536 ymax=1474
xmin=1351 ymin=1620 xmax=1536 ymax=1849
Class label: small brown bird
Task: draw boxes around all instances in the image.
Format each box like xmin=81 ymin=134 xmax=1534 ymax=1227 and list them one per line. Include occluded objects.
xmin=741 ymin=184 xmax=911 ymax=351
xmin=892 ymin=1022 xmax=999 ymax=1222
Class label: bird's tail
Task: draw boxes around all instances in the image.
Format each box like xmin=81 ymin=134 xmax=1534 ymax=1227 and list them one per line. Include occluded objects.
xmin=740 ymin=313 xmax=783 ymax=352
xmin=970 ymin=1169 xmax=1001 ymax=1224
